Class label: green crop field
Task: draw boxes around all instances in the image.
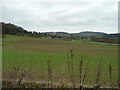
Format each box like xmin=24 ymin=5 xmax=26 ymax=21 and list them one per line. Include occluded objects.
xmin=2 ymin=35 xmax=118 ymax=87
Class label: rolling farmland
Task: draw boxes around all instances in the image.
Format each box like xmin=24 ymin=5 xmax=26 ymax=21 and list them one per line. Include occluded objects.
xmin=2 ymin=35 xmax=118 ymax=88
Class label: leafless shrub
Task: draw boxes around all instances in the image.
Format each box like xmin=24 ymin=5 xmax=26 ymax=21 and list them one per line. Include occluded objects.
xmin=3 ymin=50 xmax=118 ymax=88
xmin=66 ymin=48 xmax=75 ymax=88
xmin=78 ymin=57 xmax=89 ymax=89
xmin=47 ymin=56 xmax=52 ymax=88
xmin=108 ymin=61 xmax=118 ymax=89
xmin=15 ymin=71 xmax=26 ymax=88
xmin=109 ymin=61 xmax=112 ymax=82
xmin=79 ymin=56 xmax=83 ymax=89
xmin=67 ymin=55 xmax=70 ymax=76
xmin=82 ymin=59 xmax=89 ymax=86
xmin=40 ymin=60 xmax=44 ymax=83
xmin=94 ymin=58 xmax=103 ymax=89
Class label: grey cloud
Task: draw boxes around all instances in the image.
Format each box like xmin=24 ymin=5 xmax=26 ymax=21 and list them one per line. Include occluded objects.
xmin=2 ymin=2 xmax=118 ymax=33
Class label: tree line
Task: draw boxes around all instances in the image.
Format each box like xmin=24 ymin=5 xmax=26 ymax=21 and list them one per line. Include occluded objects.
xmin=1 ymin=22 xmax=120 ymax=44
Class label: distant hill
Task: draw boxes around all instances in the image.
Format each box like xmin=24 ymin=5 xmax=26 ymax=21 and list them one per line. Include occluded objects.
xmin=1 ymin=22 xmax=28 ymax=36
xmin=71 ymin=31 xmax=108 ymax=37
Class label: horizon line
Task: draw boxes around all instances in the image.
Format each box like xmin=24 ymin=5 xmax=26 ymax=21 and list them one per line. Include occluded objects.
xmin=1 ymin=22 xmax=118 ymax=34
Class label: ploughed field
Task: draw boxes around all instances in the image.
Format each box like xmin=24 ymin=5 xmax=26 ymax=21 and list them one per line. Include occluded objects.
xmin=2 ymin=35 xmax=118 ymax=88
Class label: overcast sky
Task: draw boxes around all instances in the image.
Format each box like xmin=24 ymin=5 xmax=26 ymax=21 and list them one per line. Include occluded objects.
xmin=1 ymin=1 xmax=119 ymax=33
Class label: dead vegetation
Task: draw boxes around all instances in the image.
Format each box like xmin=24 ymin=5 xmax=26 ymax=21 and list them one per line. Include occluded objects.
xmin=2 ymin=48 xmax=119 ymax=89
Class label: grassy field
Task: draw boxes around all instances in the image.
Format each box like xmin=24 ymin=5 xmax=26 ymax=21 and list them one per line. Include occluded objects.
xmin=2 ymin=35 xmax=118 ymax=88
